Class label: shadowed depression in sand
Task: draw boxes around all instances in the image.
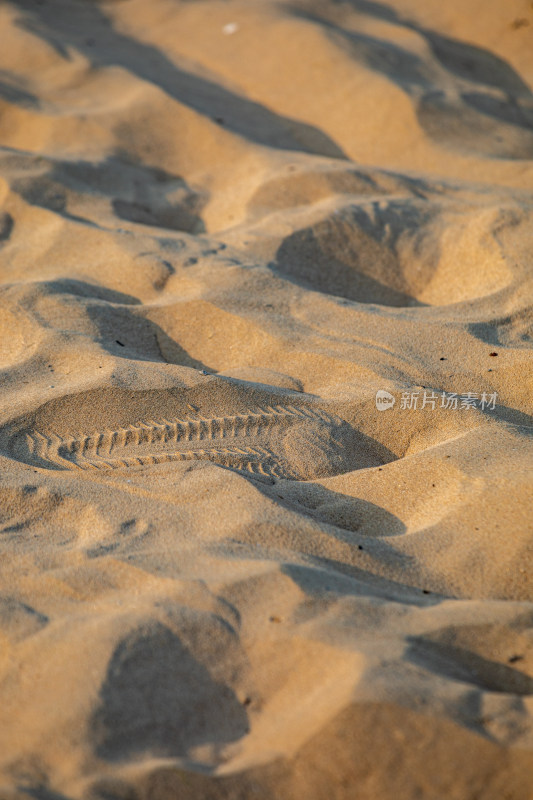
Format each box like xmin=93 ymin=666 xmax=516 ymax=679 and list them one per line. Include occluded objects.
xmin=0 ymin=1 xmax=532 ymax=799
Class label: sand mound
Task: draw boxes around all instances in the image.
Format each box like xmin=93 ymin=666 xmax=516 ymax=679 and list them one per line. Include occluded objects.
xmin=0 ymin=0 xmax=532 ymax=798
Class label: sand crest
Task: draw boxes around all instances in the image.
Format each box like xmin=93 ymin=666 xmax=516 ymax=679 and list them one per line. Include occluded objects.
xmin=0 ymin=0 xmax=532 ymax=798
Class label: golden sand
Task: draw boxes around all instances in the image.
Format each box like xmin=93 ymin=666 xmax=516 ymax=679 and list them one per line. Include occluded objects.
xmin=0 ymin=1 xmax=532 ymax=797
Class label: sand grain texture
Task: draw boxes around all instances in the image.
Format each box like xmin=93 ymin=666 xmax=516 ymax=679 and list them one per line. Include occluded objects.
xmin=0 ymin=0 xmax=532 ymax=798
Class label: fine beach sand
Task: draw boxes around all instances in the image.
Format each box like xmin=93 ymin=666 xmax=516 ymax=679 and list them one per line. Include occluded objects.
xmin=0 ymin=0 xmax=532 ymax=798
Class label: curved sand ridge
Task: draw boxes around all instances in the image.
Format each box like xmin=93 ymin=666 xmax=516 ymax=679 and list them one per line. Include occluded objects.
xmin=0 ymin=0 xmax=532 ymax=798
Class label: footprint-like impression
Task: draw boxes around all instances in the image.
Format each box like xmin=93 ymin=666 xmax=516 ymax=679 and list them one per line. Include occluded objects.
xmin=0 ymin=387 xmax=388 ymax=480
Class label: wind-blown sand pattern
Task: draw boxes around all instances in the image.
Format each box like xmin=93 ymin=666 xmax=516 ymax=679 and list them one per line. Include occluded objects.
xmin=0 ymin=0 xmax=532 ymax=799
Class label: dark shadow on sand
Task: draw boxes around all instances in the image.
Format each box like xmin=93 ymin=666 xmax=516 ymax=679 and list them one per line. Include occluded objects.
xmin=91 ymin=621 xmax=249 ymax=761
xmin=29 ymin=277 xmax=211 ymax=370
xmin=284 ymin=2 xmax=533 ymax=157
xmin=212 ymin=532 xmax=446 ymax=607
xmin=10 ymin=152 xmax=207 ymax=234
xmin=12 ymin=0 xmax=347 ymax=160
xmin=0 ymin=212 xmax=14 ymax=243
xmin=406 ymin=636 xmax=533 ymax=695
xmin=0 ymin=70 xmax=39 ymax=108
xmin=272 ymin=199 xmax=435 ymax=306
xmin=268 ymin=480 xmax=405 ymax=537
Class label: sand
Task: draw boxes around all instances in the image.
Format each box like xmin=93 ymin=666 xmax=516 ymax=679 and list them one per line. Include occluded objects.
xmin=0 ymin=0 xmax=532 ymax=797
